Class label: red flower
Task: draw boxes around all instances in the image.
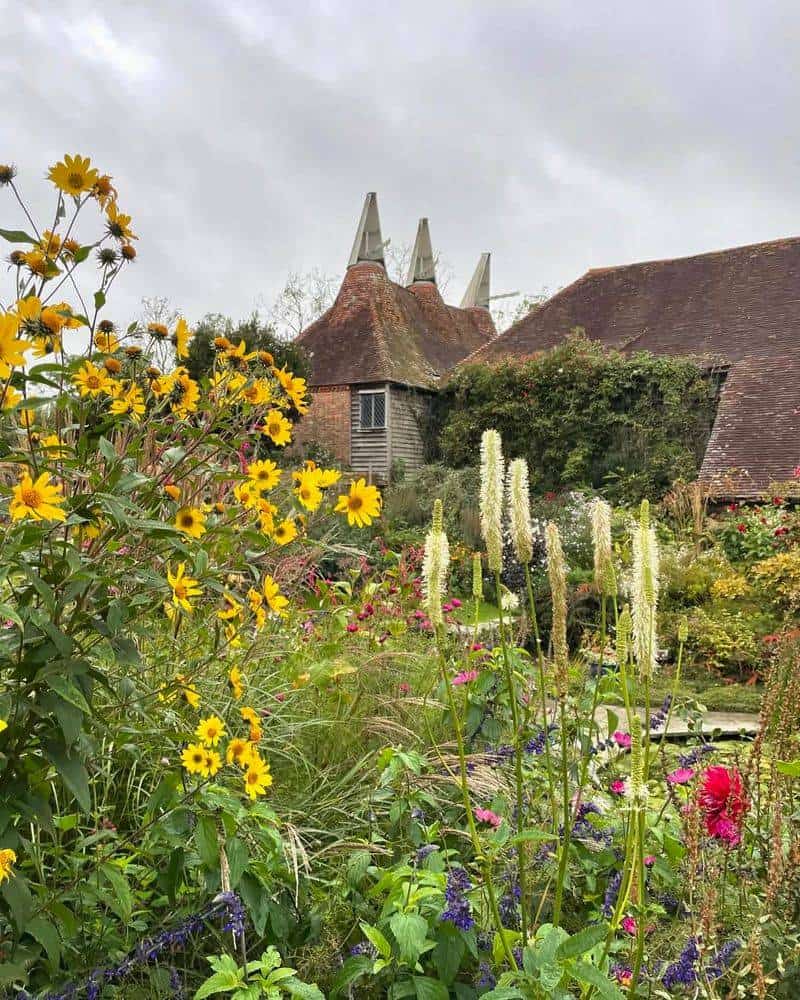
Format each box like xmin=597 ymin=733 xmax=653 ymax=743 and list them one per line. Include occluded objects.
xmin=736 ymin=523 xmax=747 ymax=533
xmin=772 ymin=496 xmax=784 ymax=506
xmin=697 ymin=766 xmax=748 ymax=847
xmin=727 ymin=502 xmax=739 ymax=512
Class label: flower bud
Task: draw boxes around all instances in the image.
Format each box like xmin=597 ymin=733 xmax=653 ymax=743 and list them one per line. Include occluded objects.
xmin=507 ymin=458 xmax=533 ymax=565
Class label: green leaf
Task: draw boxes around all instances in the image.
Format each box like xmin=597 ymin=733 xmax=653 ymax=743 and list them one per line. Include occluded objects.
xmin=359 ymin=922 xmax=392 ymax=960
xmin=94 ymin=290 xmax=106 ymax=310
xmin=480 ymin=990 xmax=525 ymax=1000
xmin=777 ymin=759 xmax=800 ymax=777
xmin=193 ymin=968 xmax=244 ymax=999
xmin=572 ymin=961 xmax=625 ymax=1000
xmin=284 ymin=979 xmax=325 ymax=1000
xmin=412 ymin=977 xmax=450 ymax=1000
xmin=98 ymin=436 xmax=117 ymax=462
xmin=225 ymin=836 xmax=249 ymax=889
xmin=1 ymin=874 xmax=33 ymax=930
xmin=45 ymin=675 xmax=91 ymax=715
xmin=329 ymin=955 xmax=373 ymax=997
xmin=99 ymin=862 xmax=134 ymax=922
xmin=432 ymin=931 xmax=465 ymax=984
xmin=0 ymin=228 xmax=37 ymax=245
xmin=44 ymin=742 xmax=90 ymax=812
xmin=239 ymin=873 xmax=269 ymax=936
xmin=72 ymin=244 xmax=92 ymax=263
xmin=25 ymin=915 xmax=61 ymax=965
xmin=390 ymin=911 xmax=429 ymax=965
xmin=195 ymin=815 xmax=219 ymax=868
xmin=556 ymin=924 xmax=607 ymax=959
xmin=165 ymin=846 xmax=185 ymax=905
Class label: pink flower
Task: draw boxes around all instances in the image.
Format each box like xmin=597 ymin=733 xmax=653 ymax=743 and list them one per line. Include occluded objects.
xmin=667 ymin=767 xmax=695 ymax=785
xmin=794 ymin=465 xmax=800 ymax=479
xmin=346 ymin=623 xmax=359 ymax=633
xmin=451 ymin=598 xmax=462 ymax=608
xmin=398 ymin=682 xmax=411 ymax=694
xmin=612 ymin=731 xmax=632 ymax=749
xmin=621 ymin=916 xmax=637 ymax=936
xmin=470 ymin=642 xmax=484 ymax=652
xmin=610 ymin=779 xmax=627 ymax=795
xmin=442 ymin=603 xmax=453 ymax=613
xmin=274 ymin=692 xmax=286 ymax=702
xmin=643 ymin=855 xmax=656 ymax=867
xmin=698 ymin=766 xmax=749 ymax=848
xmin=474 ymin=808 xmax=502 ymax=828
xmin=452 ymin=669 xmax=479 ymax=686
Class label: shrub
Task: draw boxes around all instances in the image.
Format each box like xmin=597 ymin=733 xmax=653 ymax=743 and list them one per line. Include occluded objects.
xmin=437 ymin=333 xmax=719 ymax=501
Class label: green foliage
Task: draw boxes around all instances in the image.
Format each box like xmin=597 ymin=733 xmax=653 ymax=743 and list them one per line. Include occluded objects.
xmin=187 ymin=313 xmax=311 ymax=386
xmin=437 ymin=334 xmax=719 ymax=501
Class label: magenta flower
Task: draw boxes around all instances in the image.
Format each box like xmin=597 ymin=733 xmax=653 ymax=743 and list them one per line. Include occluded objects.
xmin=621 ymin=916 xmax=637 ymax=936
xmin=612 ymin=731 xmax=632 ymax=749
xmin=451 ymin=598 xmax=462 ymax=608
xmin=474 ymin=808 xmax=502 ymax=828
xmin=610 ymin=779 xmax=627 ymax=795
xmin=667 ymin=767 xmax=695 ymax=785
xmin=346 ymin=623 xmax=359 ymax=633
xmin=643 ymin=855 xmax=656 ymax=867
xmin=452 ymin=669 xmax=479 ymax=686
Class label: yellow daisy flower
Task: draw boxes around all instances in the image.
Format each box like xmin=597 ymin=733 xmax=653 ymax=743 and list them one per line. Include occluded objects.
xmin=173 ymin=318 xmax=191 ymax=360
xmin=228 ymin=666 xmax=245 ymax=700
xmin=218 ymin=594 xmax=242 ymax=621
xmin=0 ymin=312 xmax=32 ymax=378
xmin=272 ymin=519 xmax=297 ymax=546
xmin=170 ymin=369 xmax=200 ymax=417
xmin=204 ymin=750 xmax=222 ymax=777
xmin=247 ymin=459 xmax=281 ymax=491
xmin=175 ymin=673 xmax=200 ymax=708
xmin=226 ymin=737 xmax=252 ymax=768
xmin=243 ymin=758 xmax=273 ymax=800
xmin=166 ymin=562 xmax=203 ymax=613
xmin=10 ymin=469 xmax=66 ymax=522
xmin=261 ymin=409 xmax=292 ymax=447
xmin=47 ymin=154 xmax=99 ymax=196
xmin=94 ymin=329 xmax=120 ymax=353
xmin=73 ymin=361 xmax=114 ymax=398
xmin=241 ymin=379 xmax=272 ymax=406
xmin=196 ymin=715 xmax=225 ymax=747
xmin=0 ymin=848 xmax=17 ymax=884
xmin=294 ymin=469 xmax=323 ymax=512
xmin=109 ymin=383 xmax=145 ymax=421
xmin=181 ymin=743 xmax=208 ymax=775
xmin=335 ymin=478 xmax=382 ymax=528
xmin=106 ymin=201 xmax=137 ymax=241
xmin=1 ymin=385 xmax=22 ymax=410
xmin=318 ymin=468 xmax=342 ymax=488
xmin=174 ymin=506 xmax=207 ymax=539
xmin=164 ymin=484 xmax=182 ymax=502
xmin=263 ymin=575 xmax=289 ymax=617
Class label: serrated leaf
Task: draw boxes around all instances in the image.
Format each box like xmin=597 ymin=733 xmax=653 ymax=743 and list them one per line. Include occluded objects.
xmin=390 ymin=911 xmax=429 ymax=965
xmin=284 ymin=979 xmax=325 ymax=999
xmin=25 ymin=916 xmax=61 ymax=965
xmin=412 ymin=977 xmax=450 ymax=1000
xmin=359 ymin=922 xmax=392 ymax=959
xmin=572 ymin=961 xmax=625 ymax=999
xmin=225 ymin=836 xmax=249 ymax=888
xmin=193 ymin=968 xmax=243 ymax=999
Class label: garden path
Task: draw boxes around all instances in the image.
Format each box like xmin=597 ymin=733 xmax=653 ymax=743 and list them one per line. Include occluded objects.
xmin=595 ymin=705 xmax=760 ymax=739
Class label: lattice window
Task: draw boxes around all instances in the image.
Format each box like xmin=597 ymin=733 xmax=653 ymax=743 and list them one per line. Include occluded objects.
xmin=359 ymin=391 xmax=386 ymax=429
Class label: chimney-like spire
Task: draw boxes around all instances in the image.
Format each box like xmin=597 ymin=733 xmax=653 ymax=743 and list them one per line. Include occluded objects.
xmin=405 ymin=218 xmax=436 ymax=285
xmin=460 ymin=253 xmax=491 ymax=309
xmin=348 ymin=192 xmax=387 ymax=268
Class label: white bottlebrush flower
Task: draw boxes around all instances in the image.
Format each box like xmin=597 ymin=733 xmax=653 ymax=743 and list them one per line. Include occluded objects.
xmin=480 ymin=429 xmax=504 ymax=574
xmin=507 ymin=458 xmax=533 ymax=565
xmin=500 ymin=588 xmax=520 ymax=611
xmin=423 ymin=499 xmax=450 ymax=628
xmin=545 ymin=521 xmax=569 ymax=696
xmin=590 ymin=497 xmax=616 ymax=596
xmin=631 ymin=500 xmax=659 ymax=678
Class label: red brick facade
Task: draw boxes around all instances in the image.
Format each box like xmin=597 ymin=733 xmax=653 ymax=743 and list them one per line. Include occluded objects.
xmin=292 ymin=385 xmax=351 ymax=464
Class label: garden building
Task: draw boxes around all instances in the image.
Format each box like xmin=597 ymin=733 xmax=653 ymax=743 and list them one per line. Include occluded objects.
xmin=295 ymin=193 xmax=496 ymax=482
xmin=460 ymin=237 xmax=800 ymax=499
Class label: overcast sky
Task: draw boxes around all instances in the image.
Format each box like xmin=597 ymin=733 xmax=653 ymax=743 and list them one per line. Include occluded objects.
xmin=3 ymin=1 xmax=799 ymax=330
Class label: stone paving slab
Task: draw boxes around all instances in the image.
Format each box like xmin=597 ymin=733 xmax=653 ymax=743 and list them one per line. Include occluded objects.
xmin=595 ymin=705 xmax=760 ymax=739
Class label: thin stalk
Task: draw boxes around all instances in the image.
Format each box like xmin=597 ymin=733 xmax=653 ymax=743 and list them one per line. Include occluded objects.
xmin=524 ymin=563 xmax=557 ymax=830
xmin=435 ymin=627 xmax=517 ymax=970
xmin=552 ymin=699 xmax=572 ymax=928
xmin=494 ymin=571 xmax=529 ymax=946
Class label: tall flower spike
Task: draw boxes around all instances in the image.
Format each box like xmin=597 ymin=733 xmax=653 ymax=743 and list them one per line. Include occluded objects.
xmin=423 ymin=500 xmax=450 ymax=628
xmin=472 ymin=552 xmax=483 ymax=602
xmin=479 ymin=429 xmax=504 ymax=574
xmin=545 ymin=522 xmax=568 ymax=697
xmin=631 ymin=500 xmax=660 ymax=678
xmin=507 ymin=458 xmax=533 ymax=565
xmin=590 ymin=498 xmax=616 ymax=596
xmin=616 ymin=604 xmax=632 ymax=668
xmin=629 ymin=716 xmax=647 ymax=809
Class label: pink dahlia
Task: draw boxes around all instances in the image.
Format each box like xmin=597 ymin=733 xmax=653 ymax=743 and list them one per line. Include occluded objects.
xmin=621 ymin=916 xmax=637 ymax=936
xmin=452 ymin=669 xmax=479 ymax=686
xmin=474 ymin=808 xmax=502 ymax=828
xmin=612 ymin=731 xmax=632 ymax=749
xmin=610 ymin=779 xmax=627 ymax=795
xmin=697 ymin=766 xmax=749 ymax=847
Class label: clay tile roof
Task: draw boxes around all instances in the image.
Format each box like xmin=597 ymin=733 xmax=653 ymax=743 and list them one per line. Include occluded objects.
xmin=297 ymin=262 xmax=496 ymax=388
xmin=457 ymin=236 xmax=800 ymax=497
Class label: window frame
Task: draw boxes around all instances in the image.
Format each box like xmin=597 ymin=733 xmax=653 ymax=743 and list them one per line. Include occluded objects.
xmin=358 ymin=389 xmax=387 ymax=431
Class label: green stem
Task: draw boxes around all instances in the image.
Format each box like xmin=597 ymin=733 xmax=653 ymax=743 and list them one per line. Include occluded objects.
xmin=552 ymin=700 xmax=572 ymax=928
xmin=494 ymin=571 xmax=529 ymax=946
xmin=524 ymin=564 xmax=558 ymax=831
xmin=435 ymin=627 xmax=517 ymax=970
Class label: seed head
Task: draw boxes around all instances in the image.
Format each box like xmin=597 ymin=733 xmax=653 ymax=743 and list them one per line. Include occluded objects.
xmin=479 ymin=429 xmax=504 ymax=573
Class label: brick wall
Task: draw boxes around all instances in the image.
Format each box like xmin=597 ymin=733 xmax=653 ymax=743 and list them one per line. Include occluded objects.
xmin=292 ymin=385 xmax=351 ymax=464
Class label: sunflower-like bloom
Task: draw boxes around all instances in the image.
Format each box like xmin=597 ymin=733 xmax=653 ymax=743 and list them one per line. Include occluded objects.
xmin=479 ymin=429 xmax=504 ymax=573
xmin=166 ymin=562 xmax=203 ymax=613
xmin=263 ymin=575 xmax=289 ymax=617
xmin=247 ymin=459 xmax=281 ymax=492
xmin=422 ymin=499 xmax=450 ymax=628
xmin=272 ymin=518 xmax=297 ymax=545
xmin=172 ymin=317 xmax=191 ymax=359
xmin=335 ymin=478 xmax=381 ymax=528
xmin=631 ymin=500 xmax=659 ymax=678
xmin=164 ymin=484 xmax=181 ymax=502
xmin=507 ymin=457 xmax=533 ymax=565
xmin=170 ymin=368 xmax=200 ymax=417
xmin=105 ymin=201 xmax=137 ymax=241
xmin=196 ymin=715 xmax=225 ymax=747
xmin=545 ymin=522 xmax=569 ymax=697
xmin=10 ymin=469 xmax=66 ymax=522
xmin=1 ymin=385 xmax=22 ymax=410
xmin=0 ymin=312 xmax=33 ymax=378
xmin=94 ymin=329 xmax=120 ymax=353
xmin=261 ymin=409 xmax=293 ymax=447
xmin=590 ymin=498 xmax=616 ymax=596
xmin=243 ymin=757 xmax=273 ymax=800
xmin=73 ymin=361 xmax=114 ymax=398
xmin=109 ymin=383 xmax=145 ymax=421
xmin=317 ymin=468 xmax=341 ymax=488
xmin=47 ymin=154 xmax=99 ymax=196
xmin=175 ymin=673 xmax=200 ymax=708
xmin=276 ymin=367 xmax=309 ymax=413
xmin=181 ymin=742 xmax=208 ymax=775
xmin=226 ymin=737 xmax=253 ymax=768
xmin=228 ymin=666 xmax=245 ymax=700
xmin=294 ymin=469 xmax=323 ymax=512
xmin=174 ymin=506 xmax=207 ymax=539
